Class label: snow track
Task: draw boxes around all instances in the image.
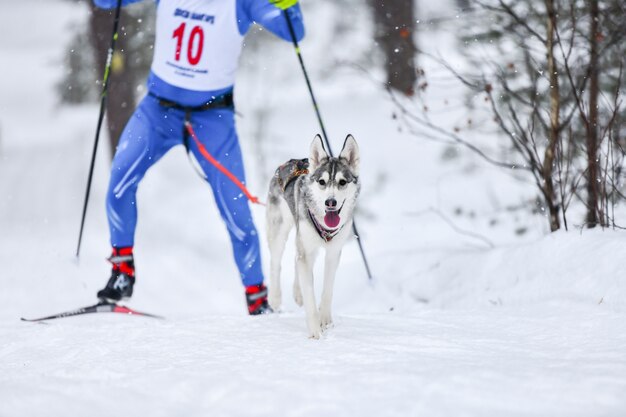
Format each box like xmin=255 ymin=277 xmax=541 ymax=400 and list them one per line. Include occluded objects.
xmin=3 ymin=310 xmax=625 ymax=417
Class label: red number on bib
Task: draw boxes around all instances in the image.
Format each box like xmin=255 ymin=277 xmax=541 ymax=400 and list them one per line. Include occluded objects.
xmin=187 ymin=26 xmax=204 ymax=65
xmin=172 ymin=22 xmax=186 ymax=61
xmin=172 ymin=23 xmax=204 ymax=66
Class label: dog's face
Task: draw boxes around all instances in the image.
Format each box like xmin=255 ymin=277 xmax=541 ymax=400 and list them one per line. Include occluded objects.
xmin=305 ymin=134 xmax=360 ymax=229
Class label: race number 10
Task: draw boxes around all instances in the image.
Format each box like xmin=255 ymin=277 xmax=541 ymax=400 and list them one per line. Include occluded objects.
xmin=172 ymin=22 xmax=204 ymax=66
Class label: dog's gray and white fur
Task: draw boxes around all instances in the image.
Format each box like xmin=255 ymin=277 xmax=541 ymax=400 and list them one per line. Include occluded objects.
xmin=266 ymin=134 xmax=360 ymax=338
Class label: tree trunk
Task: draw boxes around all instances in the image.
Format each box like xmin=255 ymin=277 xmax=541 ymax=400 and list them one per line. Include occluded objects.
xmin=543 ymin=0 xmax=561 ymax=232
xmin=585 ymin=0 xmax=602 ymax=228
xmin=89 ymin=4 xmax=136 ymax=159
xmin=370 ymin=0 xmax=417 ymax=96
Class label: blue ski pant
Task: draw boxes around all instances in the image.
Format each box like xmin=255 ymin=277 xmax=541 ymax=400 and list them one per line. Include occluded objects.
xmin=106 ymin=94 xmax=263 ymax=287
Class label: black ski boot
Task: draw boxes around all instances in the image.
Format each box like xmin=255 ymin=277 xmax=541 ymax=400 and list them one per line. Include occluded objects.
xmin=245 ymin=283 xmax=273 ymax=315
xmin=97 ymin=247 xmax=135 ymax=303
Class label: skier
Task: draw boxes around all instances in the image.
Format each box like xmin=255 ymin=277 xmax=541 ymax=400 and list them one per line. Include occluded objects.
xmin=93 ymin=0 xmax=304 ymax=315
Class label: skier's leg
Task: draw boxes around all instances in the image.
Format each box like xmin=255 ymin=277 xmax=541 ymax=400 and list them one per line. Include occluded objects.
xmin=100 ymin=96 xmax=181 ymax=301
xmin=106 ymin=97 xmax=177 ymax=247
xmin=186 ymin=109 xmax=264 ymax=288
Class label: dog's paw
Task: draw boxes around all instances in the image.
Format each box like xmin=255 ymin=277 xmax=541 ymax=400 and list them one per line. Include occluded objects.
xmin=308 ymin=326 xmax=322 ymax=339
xmin=307 ymin=316 xmax=322 ymax=339
xmin=320 ymin=310 xmax=333 ymax=330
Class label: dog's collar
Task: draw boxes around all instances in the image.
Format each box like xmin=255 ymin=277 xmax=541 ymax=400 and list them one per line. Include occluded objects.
xmin=308 ymin=210 xmax=344 ymax=242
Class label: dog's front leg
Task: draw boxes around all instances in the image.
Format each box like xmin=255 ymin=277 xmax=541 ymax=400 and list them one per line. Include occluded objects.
xmin=296 ymin=242 xmax=321 ymax=339
xmin=319 ymin=247 xmax=341 ymax=330
xmin=293 ymin=257 xmax=303 ymax=306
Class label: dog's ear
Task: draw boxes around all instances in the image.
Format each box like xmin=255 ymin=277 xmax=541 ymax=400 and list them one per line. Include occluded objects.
xmin=339 ymin=134 xmax=360 ymax=176
xmin=309 ymin=134 xmax=329 ymax=172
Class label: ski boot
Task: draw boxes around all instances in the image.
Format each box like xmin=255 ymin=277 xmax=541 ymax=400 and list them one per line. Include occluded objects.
xmin=245 ymin=283 xmax=273 ymax=315
xmin=97 ymin=247 xmax=135 ymax=303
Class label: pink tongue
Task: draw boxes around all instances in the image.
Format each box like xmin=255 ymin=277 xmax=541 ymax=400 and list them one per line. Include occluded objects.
xmin=324 ymin=211 xmax=341 ymax=228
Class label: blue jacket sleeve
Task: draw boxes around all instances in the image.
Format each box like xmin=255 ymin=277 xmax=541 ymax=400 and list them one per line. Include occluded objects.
xmin=93 ymin=0 xmax=144 ymax=9
xmin=238 ymin=0 xmax=305 ymax=41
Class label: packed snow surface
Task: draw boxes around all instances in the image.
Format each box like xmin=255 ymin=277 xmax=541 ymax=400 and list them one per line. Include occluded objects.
xmin=0 ymin=1 xmax=625 ymax=416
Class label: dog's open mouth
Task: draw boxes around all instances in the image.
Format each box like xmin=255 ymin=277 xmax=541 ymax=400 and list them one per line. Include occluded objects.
xmin=324 ymin=211 xmax=340 ymax=228
xmin=323 ymin=201 xmax=344 ymax=228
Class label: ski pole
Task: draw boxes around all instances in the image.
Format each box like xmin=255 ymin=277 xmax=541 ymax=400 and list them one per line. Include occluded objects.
xmin=283 ymin=10 xmax=374 ymax=281
xmin=76 ymin=0 xmax=123 ymax=258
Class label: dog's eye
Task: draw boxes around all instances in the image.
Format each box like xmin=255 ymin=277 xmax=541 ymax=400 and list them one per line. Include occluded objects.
xmin=338 ymin=179 xmax=347 ymax=187
xmin=318 ymin=179 xmax=326 ymax=186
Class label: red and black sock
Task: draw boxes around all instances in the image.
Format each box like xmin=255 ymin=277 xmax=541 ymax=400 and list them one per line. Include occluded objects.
xmin=245 ymin=283 xmax=268 ymax=314
xmin=110 ymin=246 xmax=135 ymax=277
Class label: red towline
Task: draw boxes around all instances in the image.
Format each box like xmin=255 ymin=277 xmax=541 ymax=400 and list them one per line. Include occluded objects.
xmin=184 ymin=120 xmax=264 ymax=206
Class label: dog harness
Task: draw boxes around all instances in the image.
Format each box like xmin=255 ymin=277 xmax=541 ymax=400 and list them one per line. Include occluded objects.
xmin=307 ymin=210 xmax=344 ymax=242
xmin=275 ymin=158 xmax=310 ymax=191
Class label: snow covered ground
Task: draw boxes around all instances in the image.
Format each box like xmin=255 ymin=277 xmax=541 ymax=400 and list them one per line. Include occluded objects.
xmin=0 ymin=1 xmax=625 ymax=416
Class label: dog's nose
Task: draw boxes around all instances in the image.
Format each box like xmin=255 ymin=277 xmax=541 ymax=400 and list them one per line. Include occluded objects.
xmin=325 ymin=198 xmax=337 ymax=209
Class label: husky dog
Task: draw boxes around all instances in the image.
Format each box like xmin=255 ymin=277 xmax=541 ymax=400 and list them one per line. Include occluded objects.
xmin=266 ymin=134 xmax=360 ymax=338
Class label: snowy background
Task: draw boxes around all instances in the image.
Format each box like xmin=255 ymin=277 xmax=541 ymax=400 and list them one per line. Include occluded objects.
xmin=0 ymin=0 xmax=625 ymax=416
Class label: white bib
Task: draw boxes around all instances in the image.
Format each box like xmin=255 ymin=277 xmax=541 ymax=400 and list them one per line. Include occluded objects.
xmin=151 ymin=0 xmax=244 ymax=91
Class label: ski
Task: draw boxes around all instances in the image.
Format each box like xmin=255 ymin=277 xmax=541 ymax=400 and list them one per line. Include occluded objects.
xmin=20 ymin=302 xmax=164 ymax=322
